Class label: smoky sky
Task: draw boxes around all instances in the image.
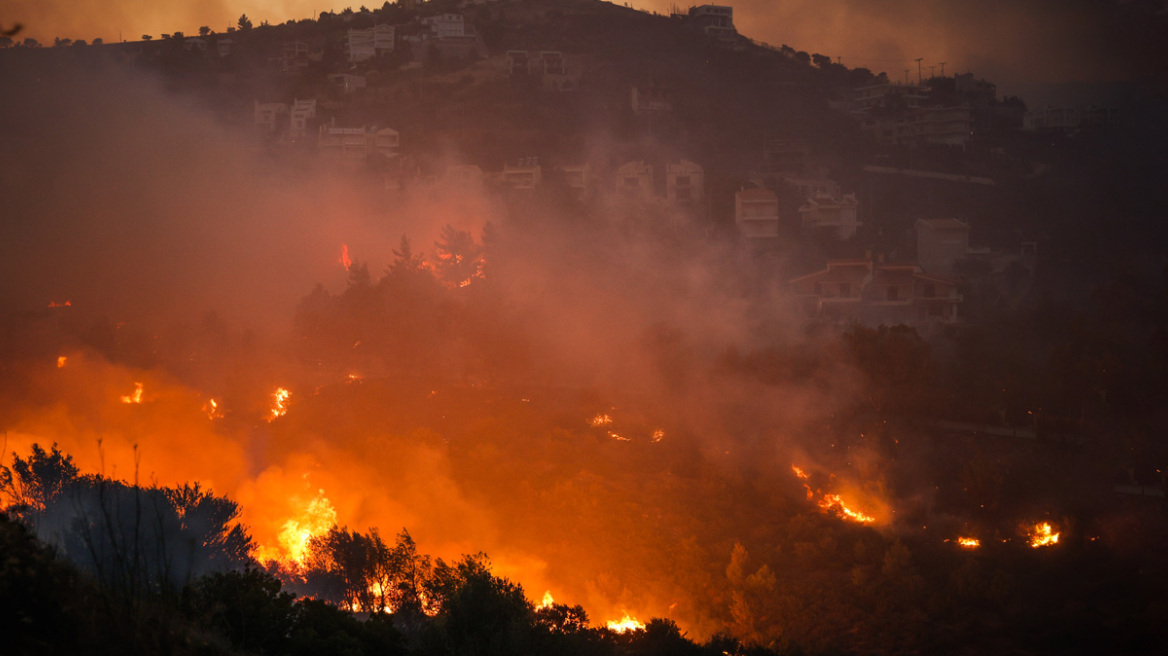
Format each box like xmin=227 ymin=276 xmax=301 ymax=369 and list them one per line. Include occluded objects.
xmin=9 ymin=1 xmax=1163 ymax=102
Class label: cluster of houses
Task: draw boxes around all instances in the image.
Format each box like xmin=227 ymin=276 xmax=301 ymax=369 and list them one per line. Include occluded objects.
xmin=246 ymin=2 xmax=1046 ymax=332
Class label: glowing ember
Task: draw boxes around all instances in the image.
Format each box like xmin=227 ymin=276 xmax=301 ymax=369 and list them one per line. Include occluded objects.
xmin=1028 ymin=522 xmax=1060 ymax=548
xmin=268 ymin=387 xmax=290 ymax=421
xmin=254 ymin=489 xmax=337 ymax=568
xmin=608 ymin=431 xmax=631 ymax=441
xmin=817 ymin=494 xmax=876 ymax=524
xmin=120 ymin=382 xmax=144 ymax=404
xmin=48 ymin=300 xmax=71 ymax=308
xmin=204 ymin=398 xmax=223 ymax=419
xmin=956 ymin=537 xmax=981 ymax=548
xmin=791 ymin=465 xmax=809 ymax=480
xmin=340 ymin=243 xmax=352 ymax=271
xmin=606 ymin=613 xmax=645 ymax=633
xmin=57 ymin=356 xmax=67 ymax=368
xmin=590 ymin=413 xmax=613 ymax=427
xmin=651 ymin=429 xmax=665 ymax=442
xmin=538 ymin=590 xmax=554 ymax=610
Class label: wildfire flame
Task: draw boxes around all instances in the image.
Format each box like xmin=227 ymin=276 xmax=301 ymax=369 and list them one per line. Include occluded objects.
xmin=120 ymin=382 xmax=144 ymax=404
xmin=48 ymin=300 xmax=71 ymax=308
xmin=340 ymin=243 xmax=352 ymax=271
xmin=1028 ymin=522 xmax=1060 ymax=548
xmin=57 ymin=356 xmax=67 ymax=368
xmin=817 ymin=494 xmax=876 ymax=523
xmin=589 ymin=413 xmax=613 ymax=427
xmin=606 ymin=613 xmax=645 ymax=633
xmin=269 ymin=387 xmax=290 ymax=421
xmin=956 ymin=537 xmax=980 ymax=548
xmin=204 ymin=398 xmax=223 ymax=419
xmin=650 ymin=429 xmax=665 ymax=443
xmin=538 ymin=590 xmax=554 ymax=610
xmin=254 ymin=489 xmax=337 ymax=568
xmin=792 ymin=465 xmax=875 ymax=522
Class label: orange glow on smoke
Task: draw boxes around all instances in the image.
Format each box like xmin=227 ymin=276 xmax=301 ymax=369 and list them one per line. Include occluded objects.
xmin=1028 ymin=522 xmax=1060 ymax=548
xmin=268 ymin=387 xmax=290 ymax=421
xmin=120 ymin=382 xmax=144 ymax=404
xmin=340 ymin=243 xmax=352 ymax=271
xmin=253 ymin=489 xmax=337 ymax=568
xmin=792 ymin=465 xmax=877 ymax=523
xmin=606 ymin=613 xmax=645 ymax=633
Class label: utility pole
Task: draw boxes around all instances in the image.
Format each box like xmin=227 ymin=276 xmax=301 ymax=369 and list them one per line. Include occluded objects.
xmin=914 ymin=57 xmax=923 ymax=84
xmin=939 ymin=61 xmax=946 ymax=77
xmin=929 ymin=64 xmax=936 ymax=78
xmin=904 ymin=69 xmax=910 ymax=85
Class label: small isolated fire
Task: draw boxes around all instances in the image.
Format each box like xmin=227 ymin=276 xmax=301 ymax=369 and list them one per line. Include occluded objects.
xmin=120 ymin=382 xmax=144 ymax=404
xmin=606 ymin=613 xmax=645 ymax=633
xmin=650 ymin=429 xmax=665 ymax=443
xmin=1028 ymin=522 xmax=1060 ymax=548
xmin=340 ymin=243 xmax=352 ymax=271
xmin=956 ymin=537 xmax=981 ymax=549
xmin=204 ymin=398 xmax=223 ymax=420
xmin=57 ymin=356 xmax=67 ymax=368
xmin=269 ymin=387 xmax=290 ymax=421
xmin=48 ymin=300 xmax=71 ymax=308
xmin=255 ymin=489 xmax=337 ymax=568
xmin=590 ymin=413 xmax=613 ymax=427
xmin=538 ymin=590 xmax=554 ymax=610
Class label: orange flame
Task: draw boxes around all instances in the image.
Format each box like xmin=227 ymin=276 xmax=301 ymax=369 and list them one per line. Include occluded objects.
xmin=590 ymin=413 xmax=613 ymax=427
xmin=340 ymin=244 xmax=352 ymax=271
xmin=606 ymin=613 xmax=645 ymax=633
xmin=817 ymin=494 xmax=876 ymax=523
xmin=956 ymin=537 xmax=980 ymax=548
xmin=268 ymin=387 xmax=290 ymax=421
xmin=120 ymin=382 xmax=144 ymax=404
xmin=254 ymin=489 xmax=337 ymax=568
xmin=538 ymin=590 xmax=554 ymax=610
xmin=204 ymin=398 xmax=223 ymax=419
xmin=650 ymin=429 xmax=665 ymax=443
xmin=57 ymin=356 xmax=67 ymax=368
xmin=48 ymin=300 xmax=71 ymax=308
xmin=1028 ymin=522 xmax=1060 ymax=548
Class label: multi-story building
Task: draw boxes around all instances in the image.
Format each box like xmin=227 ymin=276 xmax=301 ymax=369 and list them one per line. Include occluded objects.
xmin=665 ymin=160 xmax=704 ymax=204
xmin=347 ymin=24 xmax=395 ymax=62
xmin=735 ymin=188 xmax=779 ymax=239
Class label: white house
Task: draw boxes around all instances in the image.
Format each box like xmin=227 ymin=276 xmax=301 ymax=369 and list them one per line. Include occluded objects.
xmin=665 ymin=160 xmax=704 ymax=204
xmin=735 ymin=188 xmax=779 ymax=239
xmin=347 ymin=24 xmax=395 ymax=62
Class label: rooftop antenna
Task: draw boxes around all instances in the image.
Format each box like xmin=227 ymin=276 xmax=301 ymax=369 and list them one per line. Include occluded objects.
xmin=914 ymin=57 xmax=923 ymax=84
